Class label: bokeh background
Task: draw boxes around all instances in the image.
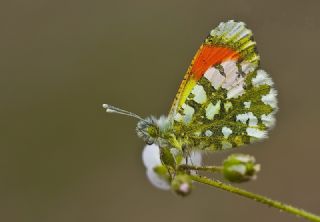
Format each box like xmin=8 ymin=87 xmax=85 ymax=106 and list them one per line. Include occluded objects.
xmin=1 ymin=0 xmax=320 ymax=221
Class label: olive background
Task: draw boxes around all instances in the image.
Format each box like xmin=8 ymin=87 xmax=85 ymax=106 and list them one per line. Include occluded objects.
xmin=1 ymin=0 xmax=320 ymax=221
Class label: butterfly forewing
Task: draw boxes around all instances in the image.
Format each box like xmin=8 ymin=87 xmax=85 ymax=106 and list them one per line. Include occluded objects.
xmin=169 ymin=21 xmax=277 ymax=151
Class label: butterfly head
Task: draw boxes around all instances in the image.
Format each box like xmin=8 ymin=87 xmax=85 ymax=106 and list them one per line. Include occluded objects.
xmin=136 ymin=117 xmax=159 ymax=145
xmin=136 ymin=116 xmax=172 ymax=146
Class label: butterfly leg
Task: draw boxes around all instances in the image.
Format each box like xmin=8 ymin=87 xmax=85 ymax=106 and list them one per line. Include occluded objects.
xmin=182 ymin=144 xmax=195 ymax=166
xmin=182 ymin=145 xmax=189 ymax=165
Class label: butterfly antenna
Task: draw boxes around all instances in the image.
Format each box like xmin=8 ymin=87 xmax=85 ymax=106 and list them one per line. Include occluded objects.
xmin=102 ymin=104 xmax=144 ymax=121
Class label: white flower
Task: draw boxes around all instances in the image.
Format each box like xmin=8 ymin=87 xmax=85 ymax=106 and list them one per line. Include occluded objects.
xmin=142 ymin=144 xmax=202 ymax=190
xmin=142 ymin=144 xmax=170 ymax=190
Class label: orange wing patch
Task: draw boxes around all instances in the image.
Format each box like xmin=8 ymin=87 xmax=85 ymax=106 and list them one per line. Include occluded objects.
xmin=169 ymin=45 xmax=239 ymax=116
xmin=192 ymin=45 xmax=239 ymax=80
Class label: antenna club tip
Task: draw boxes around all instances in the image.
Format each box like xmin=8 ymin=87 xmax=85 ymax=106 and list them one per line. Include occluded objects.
xmin=102 ymin=104 xmax=109 ymax=109
xmin=101 ymin=104 xmax=143 ymax=120
xmin=102 ymin=104 xmax=115 ymax=113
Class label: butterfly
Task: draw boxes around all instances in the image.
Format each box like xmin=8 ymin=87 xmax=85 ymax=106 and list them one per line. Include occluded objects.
xmin=103 ymin=20 xmax=277 ymax=188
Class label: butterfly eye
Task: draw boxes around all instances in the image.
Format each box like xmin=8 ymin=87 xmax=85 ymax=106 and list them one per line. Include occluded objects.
xmin=147 ymin=125 xmax=159 ymax=138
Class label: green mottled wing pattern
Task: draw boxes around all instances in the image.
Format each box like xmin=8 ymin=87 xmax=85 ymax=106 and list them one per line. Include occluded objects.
xmin=171 ymin=21 xmax=278 ymax=151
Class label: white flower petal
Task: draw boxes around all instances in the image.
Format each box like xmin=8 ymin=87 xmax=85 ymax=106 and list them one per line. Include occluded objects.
xmin=142 ymin=144 xmax=162 ymax=169
xmin=142 ymin=145 xmax=202 ymax=190
xmin=146 ymin=168 xmax=170 ymax=190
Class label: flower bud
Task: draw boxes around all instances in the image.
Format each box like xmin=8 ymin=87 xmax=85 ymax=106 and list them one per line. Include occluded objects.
xmin=171 ymin=174 xmax=193 ymax=196
xmin=223 ymin=154 xmax=260 ymax=183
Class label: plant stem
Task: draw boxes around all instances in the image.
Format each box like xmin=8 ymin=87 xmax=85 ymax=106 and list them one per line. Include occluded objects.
xmin=178 ymin=164 xmax=223 ymax=173
xmin=190 ymin=175 xmax=320 ymax=222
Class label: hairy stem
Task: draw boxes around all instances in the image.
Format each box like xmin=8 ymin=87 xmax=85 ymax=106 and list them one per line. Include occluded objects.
xmin=190 ymin=175 xmax=320 ymax=222
xmin=178 ymin=164 xmax=222 ymax=173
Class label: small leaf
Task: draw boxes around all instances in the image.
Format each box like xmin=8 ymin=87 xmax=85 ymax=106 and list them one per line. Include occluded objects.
xmin=160 ymin=147 xmax=176 ymax=168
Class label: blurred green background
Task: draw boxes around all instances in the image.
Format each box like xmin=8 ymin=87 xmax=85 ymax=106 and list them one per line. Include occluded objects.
xmin=1 ymin=0 xmax=319 ymax=221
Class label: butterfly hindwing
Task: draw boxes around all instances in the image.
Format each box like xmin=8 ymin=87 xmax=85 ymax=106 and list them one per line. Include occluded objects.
xmin=169 ymin=21 xmax=277 ymax=151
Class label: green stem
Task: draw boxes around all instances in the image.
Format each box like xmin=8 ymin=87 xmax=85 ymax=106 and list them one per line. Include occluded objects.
xmin=178 ymin=164 xmax=222 ymax=173
xmin=190 ymin=175 xmax=320 ymax=222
